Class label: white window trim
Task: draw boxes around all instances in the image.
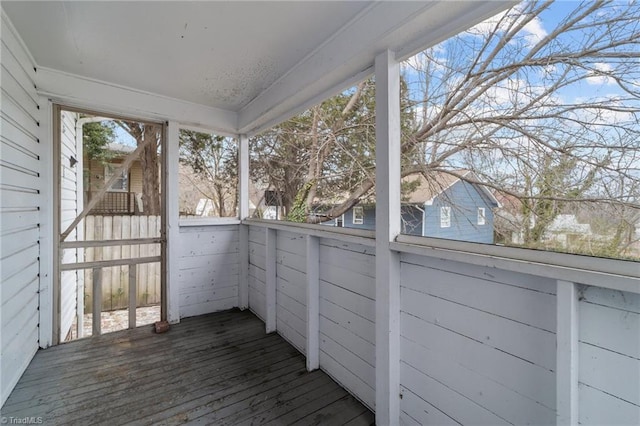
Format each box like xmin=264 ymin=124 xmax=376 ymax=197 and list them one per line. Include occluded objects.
xmin=440 ymin=206 xmax=451 ymax=228
xmin=104 ymin=163 xmax=128 ymax=192
xmin=478 ymin=207 xmax=486 ymax=226
xmin=353 ymin=206 xmax=364 ymax=225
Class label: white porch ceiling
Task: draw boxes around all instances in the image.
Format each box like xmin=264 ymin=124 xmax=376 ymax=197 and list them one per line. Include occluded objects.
xmin=2 ymin=1 xmax=512 ymax=134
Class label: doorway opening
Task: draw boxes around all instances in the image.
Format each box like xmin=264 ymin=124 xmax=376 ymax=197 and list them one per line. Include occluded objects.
xmin=54 ymin=106 xmax=166 ymax=343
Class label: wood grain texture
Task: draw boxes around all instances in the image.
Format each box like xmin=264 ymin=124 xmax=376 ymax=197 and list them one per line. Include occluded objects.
xmin=0 ymin=310 xmax=374 ymax=425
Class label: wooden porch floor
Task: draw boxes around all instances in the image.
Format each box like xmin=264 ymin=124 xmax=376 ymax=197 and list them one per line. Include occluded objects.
xmin=1 ymin=310 xmax=374 ymax=425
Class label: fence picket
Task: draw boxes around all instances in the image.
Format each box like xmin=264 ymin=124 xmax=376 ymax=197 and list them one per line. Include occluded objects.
xmin=102 ymin=216 xmax=113 ymax=311
xmin=81 ymin=215 xmax=161 ymax=313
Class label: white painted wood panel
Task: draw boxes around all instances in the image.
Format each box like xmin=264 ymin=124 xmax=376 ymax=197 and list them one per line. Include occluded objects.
xmin=579 ymin=301 xmax=639 ymax=364
xmin=243 ymin=223 xmax=638 ymax=424
xmin=274 ymin=230 xmax=307 ymax=353
xmin=248 ymin=226 xmax=266 ymax=320
xmin=403 ymin=334 xmax=556 ymax=424
xmin=402 ymin=286 xmax=556 ymax=371
xmin=579 ymin=382 xmax=640 ymax=426
xmin=579 ymin=343 xmax=639 ymax=406
xmin=320 ymin=298 xmax=375 ymax=345
xmin=177 ymin=225 xmax=239 ymax=318
xmin=276 ymin=303 xmax=306 ymax=353
xmin=0 ymin=12 xmax=41 ymax=407
xmin=401 ymin=360 xmax=511 ymax=425
xmin=401 ymin=255 xmax=557 ymax=332
xmin=319 ymin=346 xmax=376 ymax=410
xmin=400 ymin=386 xmax=460 ymax=426
xmin=317 ymin=237 xmax=376 ymax=410
xmin=578 ymin=287 xmax=640 ymax=425
xmin=401 ymin=311 xmax=556 ymax=418
xmin=320 ymin=281 xmax=375 ymax=323
xmin=59 ymin=109 xmax=79 ymax=341
xmin=581 ymin=285 xmax=640 ymax=313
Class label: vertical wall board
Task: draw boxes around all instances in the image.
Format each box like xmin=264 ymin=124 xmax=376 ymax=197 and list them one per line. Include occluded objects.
xmin=0 ymin=12 xmax=41 ymax=406
xmin=176 ymin=225 xmax=240 ymax=318
xmin=577 ymin=286 xmax=640 ymax=426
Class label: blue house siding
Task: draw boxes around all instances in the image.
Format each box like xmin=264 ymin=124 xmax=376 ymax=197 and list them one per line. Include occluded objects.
xmin=424 ymin=180 xmax=495 ymax=243
xmin=315 ymin=179 xmax=496 ymax=243
xmin=338 ymin=205 xmax=424 ymax=235
xmin=342 ymin=205 xmax=376 ymax=230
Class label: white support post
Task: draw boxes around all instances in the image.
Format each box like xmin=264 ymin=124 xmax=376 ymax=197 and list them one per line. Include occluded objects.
xmin=75 ymin=117 xmax=85 ymax=338
xmin=166 ymin=121 xmax=180 ymax=323
xmin=38 ymin=96 xmax=54 ymax=348
xmin=374 ymin=49 xmax=402 ymax=426
xmin=306 ymin=235 xmax=320 ymax=371
xmin=265 ymin=228 xmax=277 ymax=333
xmin=238 ymin=134 xmax=250 ymax=310
xmin=557 ymin=280 xmax=579 ymax=425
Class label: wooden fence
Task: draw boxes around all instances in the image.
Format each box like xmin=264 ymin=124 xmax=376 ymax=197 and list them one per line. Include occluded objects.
xmin=83 ymin=215 xmax=161 ymax=312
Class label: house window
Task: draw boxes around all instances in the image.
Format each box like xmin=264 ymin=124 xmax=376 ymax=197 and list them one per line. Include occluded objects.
xmin=104 ymin=164 xmax=128 ymax=192
xmin=440 ymin=206 xmax=451 ymax=228
xmin=335 ymin=215 xmax=344 ymax=227
xmin=477 ymin=207 xmax=486 ymax=226
xmin=353 ymin=206 xmax=364 ymax=225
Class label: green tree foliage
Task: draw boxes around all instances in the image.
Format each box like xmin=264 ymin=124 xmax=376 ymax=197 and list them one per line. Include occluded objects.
xmin=83 ymin=121 xmax=115 ymax=163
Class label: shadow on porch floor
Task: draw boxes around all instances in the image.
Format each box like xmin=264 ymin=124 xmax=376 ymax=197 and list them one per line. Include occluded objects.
xmin=0 ymin=309 xmax=374 ymax=425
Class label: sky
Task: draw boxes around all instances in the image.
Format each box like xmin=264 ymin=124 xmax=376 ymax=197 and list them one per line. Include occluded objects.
xmin=401 ymin=0 xmax=638 ymax=113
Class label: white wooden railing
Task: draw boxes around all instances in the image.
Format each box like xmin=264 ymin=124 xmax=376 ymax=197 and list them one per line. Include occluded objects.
xmin=237 ymin=218 xmax=639 ymax=426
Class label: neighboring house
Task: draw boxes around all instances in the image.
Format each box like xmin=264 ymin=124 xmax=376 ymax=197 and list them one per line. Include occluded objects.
xmin=544 ymin=214 xmax=592 ymax=248
xmin=84 ymin=142 xmax=144 ymax=214
xmin=318 ymin=171 xmax=500 ymax=244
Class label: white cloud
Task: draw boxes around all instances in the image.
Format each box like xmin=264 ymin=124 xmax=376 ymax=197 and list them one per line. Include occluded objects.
xmin=465 ymin=5 xmax=548 ymax=49
xmin=522 ymin=18 xmax=547 ymax=47
xmin=586 ymin=62 xmax=616 ymax=85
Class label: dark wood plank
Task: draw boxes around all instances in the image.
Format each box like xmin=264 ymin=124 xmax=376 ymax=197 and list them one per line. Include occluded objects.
xmin=294 ymin=394 xmax=373 ymax=426
xmin=0 ymin=310 xmax=374 ymax=426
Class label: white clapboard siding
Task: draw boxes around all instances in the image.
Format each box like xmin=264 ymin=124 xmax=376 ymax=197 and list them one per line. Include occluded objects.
xmin=275 ymin=230 xmax=307 ymax=354
xmin=578 ymin=286 xmax=640 ymax=425
xmin=400 ymin=253 xmax=557 ymax=425
xmin=318 ymin=238 xmax=376 ymax=410
xmin=0 ymin=12 xmax=41 ymax=407
xmin=248 ymin=226 xmax=266 ymax=321
xmin=59 ymin=110 xmax=79 ymax=340
xmin=177 ymin=225 xmax=239 ymax=318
